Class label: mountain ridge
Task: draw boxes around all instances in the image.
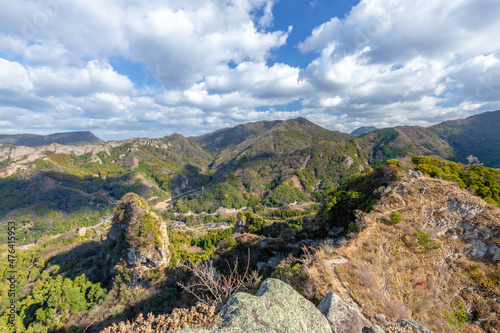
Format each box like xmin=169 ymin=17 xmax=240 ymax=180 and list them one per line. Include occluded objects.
xmin=2 ymin=111 xmax=499 ymax=170
xmin=0 ymin=131 xmax=103 ymax=147
xmin=1 ymin=111 xmax=499 ymax=222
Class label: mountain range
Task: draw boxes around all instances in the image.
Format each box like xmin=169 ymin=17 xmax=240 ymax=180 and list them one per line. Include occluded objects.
xmin=0 ymin=111 xmax=499 ymax=332
xmin=0 ymin=111 xmax=499 ymax=226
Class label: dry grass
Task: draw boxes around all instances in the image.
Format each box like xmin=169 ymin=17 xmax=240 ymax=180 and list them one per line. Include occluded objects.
xmin=101 ymin=303 xmax=218 ymax=333
xmin=329 ymin=175 xmax=500 ymax=332
xmin=272 ymin=173 xmax=499 ymax=332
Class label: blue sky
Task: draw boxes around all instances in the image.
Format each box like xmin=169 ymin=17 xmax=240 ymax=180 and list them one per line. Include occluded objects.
xmin=1 ymin=0 xmax=500 ymax=140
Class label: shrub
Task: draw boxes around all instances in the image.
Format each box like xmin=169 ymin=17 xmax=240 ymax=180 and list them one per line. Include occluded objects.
xmin=221 ymin=237 xmax=237 ymax=248
xmin=389 ymin=211 xmax=403 ymax=225
xmin=178 ymin=253 xmax=260 ymax=309
xmin=414 ymin=230 xmax=441 ymax=250
xmin=101 ymin=304 xmax=218 ymax=333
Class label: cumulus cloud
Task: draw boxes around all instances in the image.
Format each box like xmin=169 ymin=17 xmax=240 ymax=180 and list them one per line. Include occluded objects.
xmin=1 ymin=0 xmax=500 ymax=139
xmin=28 ymin=61 xmax=134 ymax=97
xmin=0 ymin=59 xmax=32 ymax=93
xmin=298 ymin=0 xmax=500 ymax=127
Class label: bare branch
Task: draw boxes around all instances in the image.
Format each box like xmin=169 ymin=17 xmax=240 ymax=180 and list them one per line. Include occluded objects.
xmin=178 ymin=249 xmax=260 ymax=309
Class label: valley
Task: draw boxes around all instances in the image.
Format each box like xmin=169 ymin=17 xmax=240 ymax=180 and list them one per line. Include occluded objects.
xmin=0 ymin=111 xmax=499 ymax=332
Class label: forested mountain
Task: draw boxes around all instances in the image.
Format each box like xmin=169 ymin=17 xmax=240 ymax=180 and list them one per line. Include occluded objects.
xmin=353 ymin=126 xmax=454 ymax=165
xmin=351 ymin=126 xmax=377 ymax=135
xmin=431 ymin=110 xmax=500 ymax=167
xmin=1 ymin=111 xmax=500 ymax=229
xmin=1 ymin=110 xmax=500 ymax=332
xmin=191 ymin=119 xmax=282 ymax=153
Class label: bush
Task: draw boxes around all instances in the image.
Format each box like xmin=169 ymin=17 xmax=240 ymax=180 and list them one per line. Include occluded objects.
xmin=221 ymin=237 xmax=237 ymax=248
xmin=389 ymin=211 xmax=403 ymax=225
xmin=414 ymin=230 xmax=441 ymax=250
xmin=244 ymin=212 xmax=265 ymax=233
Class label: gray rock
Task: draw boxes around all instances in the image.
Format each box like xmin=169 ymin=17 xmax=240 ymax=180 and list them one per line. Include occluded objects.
xmin=373 ymin=314 xmax=387 ymax=326
xmin=182 ymin=278 xmax=333 ymax=333
xmin=396 ymin=319 xmax=432 ymax=333
xmin=317 ymin=292 xmax=371 ymax=333
xmin=369 ymin=325 xmax=385 ymax=333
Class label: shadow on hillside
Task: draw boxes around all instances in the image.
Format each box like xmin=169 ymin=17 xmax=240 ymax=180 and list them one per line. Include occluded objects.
xmin=0 ymin=169 xmax=159 ymax=246
xmin=46 ymin=234 xmax=311 ymax=332
xmin=45 ymin=239 xmax=108 ymax=284
xmin=168 ymin=164 xmax=212 ymax=194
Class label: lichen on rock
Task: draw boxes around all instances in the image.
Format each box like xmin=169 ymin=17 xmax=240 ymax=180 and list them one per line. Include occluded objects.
xmin=181 ymin=278 xmax=333 ymax=332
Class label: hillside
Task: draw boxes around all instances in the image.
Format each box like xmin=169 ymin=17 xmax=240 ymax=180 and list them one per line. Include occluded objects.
xmin=0 ymin=156 xmax=499 ymax=332
xmin=430 ymin=110 xmax=500 ymax=167
xmin=19 ymin=158 xmax=494 ymax=333
xmin=333 ymin=169 xmax=499 ymax=331
xmin=278 ymin=160 xmax=500 ymax=332
xmin=0 ymin=131 xmax=103 ymax=147
xmin=191 ymin=119 xmax=282 ymax=153
xmin=1 ymin=113 xmax=500 ymax=247
xmin=354 ymin=126 xmax=454 ymax=165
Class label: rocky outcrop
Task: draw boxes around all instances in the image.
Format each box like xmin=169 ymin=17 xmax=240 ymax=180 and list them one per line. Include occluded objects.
xmin=391 ymin=319 xmax=433 ymax=333
xmin=392 ymin=174 xmax=500 ymax=262
xmin=0 ymin=141 xmax=122 ymax=176
xmin=329 ymin=170 xmax=499 ymax=332
xmin=182 ymin=278 xmax=333 ymax=332
xmin=103 ymin=275 xmax=440 ymax=333
xmin=318 ymin=292 xmax=372 ymax=333
xmin=105 ymin=193 xmax=171 ymax=283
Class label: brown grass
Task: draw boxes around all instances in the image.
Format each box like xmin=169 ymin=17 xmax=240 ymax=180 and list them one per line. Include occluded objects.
xmin=101 ymin=303 xmax=218 ymax=333
xmin=328 ymin=175 xmax=500 ymax=332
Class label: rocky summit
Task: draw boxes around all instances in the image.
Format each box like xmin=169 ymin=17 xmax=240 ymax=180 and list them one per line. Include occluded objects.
xmin=105 ymin=193 xmax=171 ymax=284
xmin=178 ymin=278 xmax=433 ymax=333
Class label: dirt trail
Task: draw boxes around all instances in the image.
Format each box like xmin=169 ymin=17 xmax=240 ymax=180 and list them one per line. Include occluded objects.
xmin=322 ymin=256 xmax=367 ymax=315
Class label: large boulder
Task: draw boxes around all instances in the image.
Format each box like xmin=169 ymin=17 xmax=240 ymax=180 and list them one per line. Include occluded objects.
xmin=317 ymin=292 xmax=372 ymax=333
xmin=182 ymin=278 xmax=333 ymax=332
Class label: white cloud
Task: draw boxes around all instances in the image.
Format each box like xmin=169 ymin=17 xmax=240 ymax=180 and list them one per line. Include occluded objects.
xmin=29 ymin=60 xmax=133 ymax=97
xmin=297 ymin=0 xmax=500 ymax=129
xmin=1 ymin=0 xmax=500 ymax=138
xmin=0 ymin=59 xmax=32 ymax=93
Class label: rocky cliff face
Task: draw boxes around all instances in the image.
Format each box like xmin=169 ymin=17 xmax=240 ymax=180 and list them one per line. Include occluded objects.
xmin=329 ymin=170 xmax=500 ymax=332
xmin=105 ymin=193 xmax=171 ymax=283
xmin=389 ymin=170 xmax=499 ymax=262
xmin=0 ymin=141 xmax=123 ymax=176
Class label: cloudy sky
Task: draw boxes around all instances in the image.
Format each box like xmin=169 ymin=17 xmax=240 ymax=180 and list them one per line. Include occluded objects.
xmin=1 ymin=0 xmax=500 ymax=140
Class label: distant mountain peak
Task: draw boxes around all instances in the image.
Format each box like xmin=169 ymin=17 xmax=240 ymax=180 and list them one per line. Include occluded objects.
xmin=351 ymin=126 xmax=377 ymax=136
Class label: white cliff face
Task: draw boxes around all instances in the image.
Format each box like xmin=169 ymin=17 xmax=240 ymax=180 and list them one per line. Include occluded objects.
xmin=0 ymin=142 xmax=121 ymax=176
xmin=0 ymin=138 xmax=174 ymax=176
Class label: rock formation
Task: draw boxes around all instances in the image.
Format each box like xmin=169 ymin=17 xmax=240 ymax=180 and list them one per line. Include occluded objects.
xmin=180 ymin=278 xmax=333 ymax=332
xmin=318 ymin=292 xmax=372 ymax=332
xmin=105 ymin=193 xmax=171 ymax=283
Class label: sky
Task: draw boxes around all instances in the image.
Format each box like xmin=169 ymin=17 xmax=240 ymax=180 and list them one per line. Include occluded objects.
xmin=1 ymin=0 xmax=500 ymax=141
